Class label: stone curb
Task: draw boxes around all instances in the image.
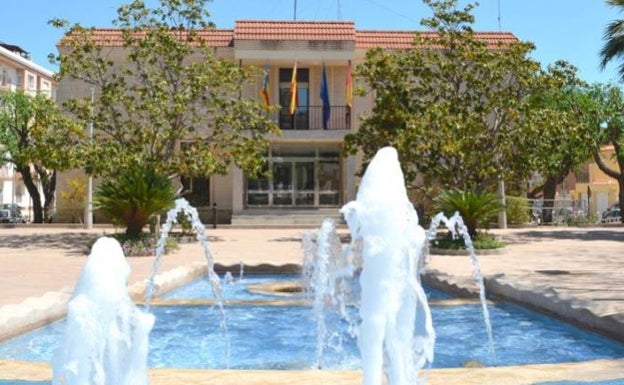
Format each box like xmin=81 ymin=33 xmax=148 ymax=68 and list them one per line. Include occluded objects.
xmin=485 ymin=275 xmax=624 ymax=343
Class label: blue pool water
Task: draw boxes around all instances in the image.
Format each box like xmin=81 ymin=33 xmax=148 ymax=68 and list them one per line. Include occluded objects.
xmin=1 ymin=301 xmax=622 ymax=369
xmin=164 ymin=273 xmax=452 ymax=301
xmin=0 ymin=274 xmax=623 ymax=372
xmin=164 ymin=273 xmax=305 ymax=300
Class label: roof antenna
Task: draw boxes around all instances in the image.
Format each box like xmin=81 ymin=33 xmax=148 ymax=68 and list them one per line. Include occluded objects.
xmin=497 ymin=0 xmax=502 ymax=31
xmin=294 ymin=0 xmax=297 ymax=20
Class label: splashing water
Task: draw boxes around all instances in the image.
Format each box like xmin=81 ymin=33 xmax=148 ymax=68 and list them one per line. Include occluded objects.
xmin=341 ymin=147 xmax=434 ymax=385
xmin=146 ymin=198 xmax=230 ymax=364
xmin=307 ymin=146 xmax=495 ymax=385
xmin=310 ymin=218 xmax=356 ymax=368
xmin=426 ymin=212 xmax=496 ymax=362
xmin=52 ymin=199 xmax=230 ymax=382
xmin=146 ymin=198 xmax=222 ymax=308
xmin=51 ymin=237 xmax=154 ymax=385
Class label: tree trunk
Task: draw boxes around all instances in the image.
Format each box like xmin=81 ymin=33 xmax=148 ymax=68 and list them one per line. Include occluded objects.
xmin=124 ymin=210 xmax=149 ymax=238
xmin=18 ymin=165 xmax=44 ymax=223
xmin=42 ymin=171 xmax=57 ymax=223
xmin=542 ymin=176 xmax=558 ymax=224
xmin=618 ymin=177 xmax=624 ymax=225
xmin=591 ymin=148 xmax=624 ymax=224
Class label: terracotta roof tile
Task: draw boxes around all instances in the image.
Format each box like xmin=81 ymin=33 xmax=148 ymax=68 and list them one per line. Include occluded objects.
xmin=60 ymin=28 xmax=234 ymax=47
xmin=356 ymin=30 xmax=518 ymax=49
xmin=234 ymin=20 xmax=355 ymax=41
xmin=59 ymin=23 xmax=518 ymax=50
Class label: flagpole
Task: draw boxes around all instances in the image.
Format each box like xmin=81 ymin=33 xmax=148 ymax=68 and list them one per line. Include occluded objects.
xmin=294 ymin=0 xmax=297 ymax=20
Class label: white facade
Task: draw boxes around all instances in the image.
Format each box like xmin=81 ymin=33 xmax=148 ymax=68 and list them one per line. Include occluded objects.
xmin=0 ymin=42 xmax=56 ymax=220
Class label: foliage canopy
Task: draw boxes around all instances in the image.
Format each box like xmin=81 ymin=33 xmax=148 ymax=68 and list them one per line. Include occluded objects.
xmin=0 ymin=91 xmax=83 ymax=222
xmin=50 ymin=0 xmax=279 ymax=181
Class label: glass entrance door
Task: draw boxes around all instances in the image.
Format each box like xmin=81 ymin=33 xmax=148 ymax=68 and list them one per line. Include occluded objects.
xmin=272 ymin=161 xmax=293 ymax=205
xmin=245 ymin=146 xmax=341 ymax=208
xmin=271 ymin=160 xmax=315 ymax=206
xmin=294 ymin=161 xmax=315 ymax=206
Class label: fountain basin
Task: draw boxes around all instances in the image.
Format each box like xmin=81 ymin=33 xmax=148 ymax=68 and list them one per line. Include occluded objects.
xmin=1 ymin=275 xmax=622 ymax=370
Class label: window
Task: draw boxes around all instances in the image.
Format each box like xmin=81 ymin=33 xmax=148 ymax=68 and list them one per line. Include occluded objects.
xmin=180 ymin=175 xmax=210 ymax=206
xmin=39 ymin=80 xmax=52 ymax=97
xmin=27 ymin=74 xmax=35 ymax=91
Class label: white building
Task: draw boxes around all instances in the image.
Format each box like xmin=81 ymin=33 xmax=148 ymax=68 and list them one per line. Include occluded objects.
xmin=0 ymin=42 xmax=57 ymax=220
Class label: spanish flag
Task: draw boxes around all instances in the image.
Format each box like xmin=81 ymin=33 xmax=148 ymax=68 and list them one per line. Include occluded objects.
xmin=289 ymin=60 xmax=298 ymax=115
xmin=346 ymin=60 xmax=353 ymax=109
xmin=261 ymin=62 xmax=270 ymax=107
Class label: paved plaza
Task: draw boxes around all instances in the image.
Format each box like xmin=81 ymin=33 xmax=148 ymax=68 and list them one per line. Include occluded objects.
xmin=0 ymin=224 xmax=623 ymax=384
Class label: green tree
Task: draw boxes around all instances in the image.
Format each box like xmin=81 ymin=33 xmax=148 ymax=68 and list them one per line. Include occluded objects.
xmin=344 ymin=0 xmax=541 ymax=195
xmin=0 ymin=91 xmax=83 ymax=223
xmin=598 ymin=1 xmax=624 ymax=219
xmin=50 ymin=0 xmax=278 ymax=182
xmin=520 ymin=62 xmax=594 ymax=223
xmin=584 ymin=83 xmax=624 ymax=223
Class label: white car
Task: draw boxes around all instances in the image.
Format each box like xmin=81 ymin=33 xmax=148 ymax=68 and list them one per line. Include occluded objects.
xmin=600 ymin=207 xmax=622 ymax=224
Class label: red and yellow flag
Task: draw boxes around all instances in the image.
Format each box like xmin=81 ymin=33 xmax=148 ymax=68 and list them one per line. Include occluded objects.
xmin=289 ymin=61 xmax=298 ymax=115
xmin=261 ymin=62 xmax=270 ymax=106
xmin=345 ymin=59 xmax=353 ymax=109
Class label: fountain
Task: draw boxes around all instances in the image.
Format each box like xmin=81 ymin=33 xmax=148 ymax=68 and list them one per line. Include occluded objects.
xmin=307 ymin=147 xmax=495 ymax=384
xmin=340 ymin=146 xmax=435 ymax=385
xmin=51 ymin=237 xmax=154 ymax=385
xmin=51 ymin=198 xmax=229 ymax=384
xmin=49 ymin=147 xmax=490 ymax=385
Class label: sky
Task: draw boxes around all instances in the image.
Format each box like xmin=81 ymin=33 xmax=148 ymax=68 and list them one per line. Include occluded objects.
xmin=0 ymin=0 xmax=622 ymax=84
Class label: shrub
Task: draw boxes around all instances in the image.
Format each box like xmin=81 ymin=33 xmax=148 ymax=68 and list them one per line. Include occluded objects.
xmin=94 ymin=166 xmax=176 ymax=237
xmin=505 ymin=196 xmax=530 ymax=225
xmin=433 ymin=188 xmax=503 ymax=238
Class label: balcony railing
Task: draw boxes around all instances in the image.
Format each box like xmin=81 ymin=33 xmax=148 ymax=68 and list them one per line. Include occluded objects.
xmin=272 ymin=105 xmax=352 ymax=130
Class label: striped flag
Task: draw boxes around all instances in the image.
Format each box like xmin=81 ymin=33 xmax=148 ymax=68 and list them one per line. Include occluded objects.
xmin=261 ymin=62 xmax=270 ymax=106
xmin=345 ymin=59 xmax=353 ymax=109
xmin=289 ymin=60 xmax=298 ymax=115
xmin=320 ymin=61 xmax=331 ymax=130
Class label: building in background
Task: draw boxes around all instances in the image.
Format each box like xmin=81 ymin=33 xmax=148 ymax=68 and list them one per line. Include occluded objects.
xmin=54 ymin=20 xmax=518 ymax=225
xmin=0 ymin=42 xmax=57 ymax=222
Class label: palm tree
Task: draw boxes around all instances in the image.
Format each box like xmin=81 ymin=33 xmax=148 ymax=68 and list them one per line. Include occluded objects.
xmin=433 ymin=188 xmax=503 ymax=238
xmin=600 ymin=0 xmax=624 ymax=80
xmin=94 ymin=166 xmax=175 ymax=237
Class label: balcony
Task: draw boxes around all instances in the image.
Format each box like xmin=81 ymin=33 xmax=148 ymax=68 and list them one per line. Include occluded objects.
xmin=272 ymin=105 xmax=352 ymax=131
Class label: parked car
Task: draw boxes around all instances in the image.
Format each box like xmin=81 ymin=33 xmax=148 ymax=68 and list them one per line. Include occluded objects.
xmin=0 ymin=209 xmax=11 ymax=223
xmin=0 ymin=204 xmax=25 ymax=223
xmin=600 ymin=207 xmax=622 ymax=224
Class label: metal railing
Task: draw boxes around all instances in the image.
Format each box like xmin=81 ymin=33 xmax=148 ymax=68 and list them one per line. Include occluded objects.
xmin=527 ymin=198 xmax=590 ymax=224
xmin=272 ymin=105 xmax=352 ymax=131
